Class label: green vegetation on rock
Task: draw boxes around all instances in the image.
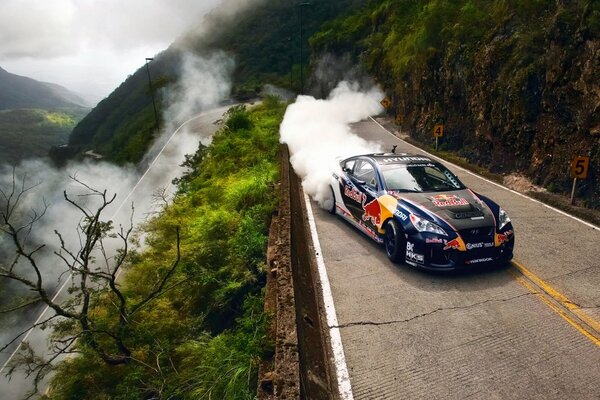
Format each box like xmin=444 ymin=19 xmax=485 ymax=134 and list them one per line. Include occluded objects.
xmin=47 ymin=98 xmax=285 ymax=399
xmin=312 ymin=0 xmax=600 ymax=208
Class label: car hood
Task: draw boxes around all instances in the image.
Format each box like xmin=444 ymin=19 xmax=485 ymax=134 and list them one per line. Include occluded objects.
xmin=390 ymin=189 xmax=496 ymax=230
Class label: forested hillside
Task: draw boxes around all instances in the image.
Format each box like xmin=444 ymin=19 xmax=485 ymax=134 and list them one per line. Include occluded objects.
xmin=63 ymin=0 xmax=366 ymax=165
xmin=0 ymin=108 xmax=87 ymax=164
xmin=311 ymin=0 xmax=600 ymax=208
xmin=48 ymin=99 xmax=285 ymax=399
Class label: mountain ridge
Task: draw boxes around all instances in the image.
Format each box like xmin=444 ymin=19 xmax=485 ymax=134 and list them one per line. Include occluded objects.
xmin=0 ymin=66 xmax=89 ymax=110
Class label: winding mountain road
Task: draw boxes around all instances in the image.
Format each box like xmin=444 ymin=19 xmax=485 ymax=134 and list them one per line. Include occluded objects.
xmin=310 ymin=118 xmax=600 ymax=399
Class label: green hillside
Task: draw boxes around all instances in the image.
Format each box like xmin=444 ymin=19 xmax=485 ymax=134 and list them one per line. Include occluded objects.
xmin=63 ymin=0 xmax=367 ymax=165
xmin=48 ymin=99 xmax=285 ymax=399
xmin=0 ymin=108 xmax=88 ymax=164
xmin=312 ymin=0 xmax=600 ymax=208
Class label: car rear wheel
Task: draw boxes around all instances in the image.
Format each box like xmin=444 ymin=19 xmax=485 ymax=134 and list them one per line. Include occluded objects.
xmin=327 ymin=186 xmax=336 ymax=214
xmin=384 ymin=219 xmax=405 ymax=263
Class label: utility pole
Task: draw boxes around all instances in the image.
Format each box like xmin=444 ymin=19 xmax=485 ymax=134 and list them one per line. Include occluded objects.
xmin=298 ymin=2 xmax=311 ymax=95
xmin=288 ymin=37 xmax=294 ymax=91
xmin=145 ymin=57 xmax=160 ymax=130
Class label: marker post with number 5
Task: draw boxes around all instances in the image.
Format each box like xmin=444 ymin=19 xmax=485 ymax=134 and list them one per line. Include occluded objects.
xmin=570 ymin=156 xmax=590 ymax=204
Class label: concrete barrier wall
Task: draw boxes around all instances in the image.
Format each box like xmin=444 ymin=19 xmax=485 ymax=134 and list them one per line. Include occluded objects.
xmin=258 ymin=145 xmax=336 ymax=399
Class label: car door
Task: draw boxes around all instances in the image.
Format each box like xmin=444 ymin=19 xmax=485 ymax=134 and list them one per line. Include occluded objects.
xmin=343 ymin=159 xmax=380 ymax=229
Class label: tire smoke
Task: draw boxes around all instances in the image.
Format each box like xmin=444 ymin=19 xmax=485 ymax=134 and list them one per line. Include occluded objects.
xmin=279 ymin=81 xmax=384 ymax=208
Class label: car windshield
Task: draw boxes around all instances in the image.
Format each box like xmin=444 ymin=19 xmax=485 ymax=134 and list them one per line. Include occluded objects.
xmin=380 ymin=162 xmax=465 ymax=192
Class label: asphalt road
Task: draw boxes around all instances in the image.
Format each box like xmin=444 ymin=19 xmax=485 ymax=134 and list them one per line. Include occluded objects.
xmin=311 ymin=118 xmax=600 ymax=399
xmin=0 ymin=105 xmax=230 ymax=399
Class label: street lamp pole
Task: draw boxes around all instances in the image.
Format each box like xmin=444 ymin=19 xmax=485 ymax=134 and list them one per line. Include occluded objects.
xmin=145 ymin=57 xmax=160 ymax=130
xmin=298 ymin=2 xmax=311 ymax=95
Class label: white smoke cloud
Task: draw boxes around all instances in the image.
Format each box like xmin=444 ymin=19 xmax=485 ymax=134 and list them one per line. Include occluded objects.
xmin=165 ymin=52 xmax=234 ymax=129
xmin=280 ymin=82 xmax=384 ymax=207
xmin=141 ymin=52 xmax=234 ymax=169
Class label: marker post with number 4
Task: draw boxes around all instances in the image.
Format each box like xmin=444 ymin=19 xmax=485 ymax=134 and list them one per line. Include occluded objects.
xmin=570 ymin=156 xmax=590 ymax=204
xmin=433 ymin=124 xmax=444 ymax=150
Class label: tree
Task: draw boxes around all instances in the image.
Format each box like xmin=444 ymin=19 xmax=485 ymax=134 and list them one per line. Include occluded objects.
xmin=0 ymin=172 xmax=180 ymax=398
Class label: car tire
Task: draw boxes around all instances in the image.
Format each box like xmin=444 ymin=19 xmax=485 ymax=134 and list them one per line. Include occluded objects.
xmin=384 ymin=219 xmax=405 ymax=263
xmin=328 ymin=186 xmax=336 ymax=214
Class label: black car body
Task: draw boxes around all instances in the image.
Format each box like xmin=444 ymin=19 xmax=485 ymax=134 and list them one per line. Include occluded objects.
xmin=328 ymin=153 xmax=514 ymax=270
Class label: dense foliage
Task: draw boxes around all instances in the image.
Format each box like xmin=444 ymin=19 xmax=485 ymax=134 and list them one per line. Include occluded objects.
xmin=47 ymin=98 xmax=285 ymax=399
xmin=312 ymin=0 xmax=600 ymax=207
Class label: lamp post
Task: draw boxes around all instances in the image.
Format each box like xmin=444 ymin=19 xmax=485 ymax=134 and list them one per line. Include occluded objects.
xmin=297 ymin=2 xmax=311 ymax=95
xmin=145 ymin=57 xmax=160 ymax=130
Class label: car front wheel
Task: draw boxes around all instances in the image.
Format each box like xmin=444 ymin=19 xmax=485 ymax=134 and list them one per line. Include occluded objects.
xmin=384 ymin=219 xmax=405 ymax=263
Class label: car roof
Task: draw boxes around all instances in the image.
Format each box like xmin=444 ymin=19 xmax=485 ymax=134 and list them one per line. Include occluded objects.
xmin=351 ymin=153 xmax=436 ymax=165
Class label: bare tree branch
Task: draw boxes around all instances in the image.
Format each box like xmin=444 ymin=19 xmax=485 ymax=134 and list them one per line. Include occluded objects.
xmin=1 ymin=171 xmax=183 ymax=395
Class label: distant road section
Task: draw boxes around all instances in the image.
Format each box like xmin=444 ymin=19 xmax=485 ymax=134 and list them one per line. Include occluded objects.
xmin=310 ymin=118 xmax=599 ymax=399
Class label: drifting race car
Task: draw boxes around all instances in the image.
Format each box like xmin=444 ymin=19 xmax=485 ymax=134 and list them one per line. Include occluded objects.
xmin=328 ymin=153 xmax=514 ymax=270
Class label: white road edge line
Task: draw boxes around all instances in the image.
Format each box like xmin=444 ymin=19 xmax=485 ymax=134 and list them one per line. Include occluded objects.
xmin=304 ymin=193 xmax=354 ymax=400
xmin=369 ymin=116 xmax=600 ymax=232
xmin=0 ymin=111 xmax=220 ymax=375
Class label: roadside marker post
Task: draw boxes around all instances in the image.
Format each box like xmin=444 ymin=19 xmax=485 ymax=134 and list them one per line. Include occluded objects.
xmin=569 ymin=156 xmax=590 ymax=204
xmin=433 ymin=124 xmax=444 ymax=151
xmin=380 ymin=97 xmax=391 ymax=109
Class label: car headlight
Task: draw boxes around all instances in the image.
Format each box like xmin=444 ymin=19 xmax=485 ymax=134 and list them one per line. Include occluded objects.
xmin=410 ymin=214 xmax=447 ymax=236
xmin=498 ymin=208 xmax=511 ymax=230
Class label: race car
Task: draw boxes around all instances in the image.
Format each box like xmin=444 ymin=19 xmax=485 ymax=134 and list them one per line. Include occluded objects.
xmin=328 ymin=153 xmax=514 ymax=270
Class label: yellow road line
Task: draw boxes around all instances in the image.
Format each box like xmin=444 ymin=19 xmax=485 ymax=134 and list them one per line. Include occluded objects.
xmin=509 ymin=261 xmax=600 ymax=347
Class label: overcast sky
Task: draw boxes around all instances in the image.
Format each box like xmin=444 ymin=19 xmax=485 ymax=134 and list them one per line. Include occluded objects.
xmin=0 ymin=0 xmax=222 ymax=105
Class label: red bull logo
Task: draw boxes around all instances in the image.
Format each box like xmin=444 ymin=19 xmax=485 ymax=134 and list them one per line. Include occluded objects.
xmin=495 ymin=229 xmax=514 ymax=246
xmin=362 ymin=199 xmax=382 ymax=226
xmin=443 ymin=237 xmax=466 ymax=251
xmin=432 ymin=194 xmax=469 ymax=207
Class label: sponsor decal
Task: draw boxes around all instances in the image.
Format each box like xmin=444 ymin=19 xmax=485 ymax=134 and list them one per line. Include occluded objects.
xmin=425 ymin=237 xmax=444 ymax=244
xmin=466 ymin=242 xmax=494 ymax=250
xmin=344 ymin=185 xmax=366 ymax=204
xmin=465 ymin=257 xmax=494 ymax=265
xmin=443 ymin=238 xmax=466 ymax=251
xmin=496 ymin=229 xmax=514 ymax=245
xmin=394 ymin=209 xmax=408 ymax=221
xmin=431 ymin=194 xmax=469 ymax=208
xmin=362 ymin=199 xmax=381 ymax=225
xmin=382 ymin=156 xmax=432 ymax=163
xmin=406 ymin=242 xmax=424 ymax=264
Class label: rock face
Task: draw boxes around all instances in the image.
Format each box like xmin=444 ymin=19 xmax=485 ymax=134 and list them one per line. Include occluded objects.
xmin=397 ymin=27 xmax=599 ymax=208
xmin=312 ymin=2 xmax=600 ymax=208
